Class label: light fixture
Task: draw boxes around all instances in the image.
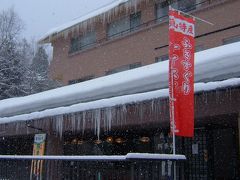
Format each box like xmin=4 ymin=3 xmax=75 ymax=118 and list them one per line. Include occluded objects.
xmin=77 ymin=140 xmax=84 ymax=145
xmin=106 ymin=137 xmax=114 ymax=143
xmin=139 ymin=136 xmax=150 ymax=143
xmin=93 ymin=139 xmax=102 ymax=144
xmin=64 ymin=141 xmax=69 ymax=145
xmin=71 ymin=138 xmax=77 ymax=144
xmin=115 ymin=137 xmax=126 ymax=144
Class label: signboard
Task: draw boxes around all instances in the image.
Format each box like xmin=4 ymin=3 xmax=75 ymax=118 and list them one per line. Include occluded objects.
xmin=30 ymin=134 xmax=46 ymax=180
xmin=169 ymin=8 xmax=195 ymax=137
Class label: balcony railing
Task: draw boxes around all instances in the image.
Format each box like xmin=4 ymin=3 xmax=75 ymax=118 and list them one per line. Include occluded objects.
xmin=0 ymin=153 xmax=186 ymax=180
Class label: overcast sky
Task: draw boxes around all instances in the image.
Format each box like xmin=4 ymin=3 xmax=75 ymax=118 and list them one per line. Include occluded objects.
xmin=0 ymin=0 xmax=114 ymax=41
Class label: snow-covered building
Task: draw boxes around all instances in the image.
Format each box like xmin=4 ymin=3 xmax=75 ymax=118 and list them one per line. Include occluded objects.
xmin=0 ymin=0 xmax=240 ymax=179
xmin=0 ymin=42 xmax=240 ymax=179
xmin=39 ymin=0 xmax=240 ymax=85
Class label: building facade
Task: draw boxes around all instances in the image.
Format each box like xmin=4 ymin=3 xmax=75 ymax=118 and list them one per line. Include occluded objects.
xmin=0 ymin=0 xmax=239 ymax=179
xmin=39 ymin=0 xmax=240 ymax=85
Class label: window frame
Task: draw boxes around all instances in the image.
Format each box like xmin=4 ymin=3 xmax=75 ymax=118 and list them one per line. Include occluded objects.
xmin=155 ymin=54 xmax=169 ymax=63
xmin=68 ymin=75 xmax=95 ymax=85
xmin=105 ymin=62 xmax=142 ymax=75
xmin=222 ymin=35 xmax=240 ymax=45
xmin=107 ymin=11 xmax=141 ymax=39
xmin=69 ymin=30 xmax=96 ymax=53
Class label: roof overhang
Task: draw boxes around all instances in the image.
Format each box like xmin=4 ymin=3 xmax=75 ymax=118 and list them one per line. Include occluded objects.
xmin=38 ymin=0 xmax=132 ymax=44
xmin=0 ymin=42 xmax=240 ymax=118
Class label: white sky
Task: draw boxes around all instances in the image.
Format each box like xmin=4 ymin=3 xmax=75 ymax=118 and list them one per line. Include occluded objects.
xmin=0 ymin=0 xmax=114 ymax=41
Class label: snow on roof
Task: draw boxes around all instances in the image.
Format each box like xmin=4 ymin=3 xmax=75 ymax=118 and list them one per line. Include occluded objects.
xmin=38 ymin=0 xmax=134 ymax=43
xmin=0 ymin=78 xmax=239 ymax=125
xmin=0 ymin=42 xmax=240 ymax=118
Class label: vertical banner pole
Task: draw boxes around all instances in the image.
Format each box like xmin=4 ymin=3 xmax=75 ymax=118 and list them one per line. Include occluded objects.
xmin=169 ymin=6 xmax=177 ymax=180
xmin=171 ymin=70 xmax=176 ymax=155
xmin=169 ymin=6 xmax=195 ymax=180
xmin=171 ymin=70 xmax=177 ymax=180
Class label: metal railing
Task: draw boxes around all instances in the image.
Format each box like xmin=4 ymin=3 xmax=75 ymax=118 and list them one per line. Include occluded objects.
xmin=0 ymin=153 xmax=186 ymax=180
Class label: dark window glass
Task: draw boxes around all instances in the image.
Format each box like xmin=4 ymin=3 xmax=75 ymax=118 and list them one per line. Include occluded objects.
xmin=106 ymin=62 xmax=142 ymax=75
xmin=68 ymin=75 xmax=95 ymax=85
xmin=107 ymin=16 xmax=130 ymax=38
xmin=69 ymin=31 xmax=96 ymax=53
xmin=155 ymin=1 xmax=169 ymax=21
xmin=195 ymin=45 xmax=205 ymax=52
xmin=223 ymin=35 xmax=240 ymax=45
xmin=107 ymin=12 xmax=141 ymax=39
xmin=177 ymin=0 xmax=196 ymax=12
xmin=130 ymin=12 xmax=141 ymax=31
xmin=155 ymin=54 xmax=169 ymax=62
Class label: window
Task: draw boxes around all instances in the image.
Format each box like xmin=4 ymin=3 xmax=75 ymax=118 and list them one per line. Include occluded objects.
xmin=69 ymin=31 xmax=96 ymax=53
xmin=195 ymin=45 xmax=205 ymax=52
xmin=177 ymin=0 xmax=196 ymax=12
xmin=155 ymin=1 xmax=169 ymax=21
xmin=106 ymin=62 xmax=141 ymax=75
xmin=155 ymin=54 xmax=169 ymax=62
xmin=155 ymin=0 xmax=198 ymax=21
xmin=223 ymin=35 xmax=240 ymax=45
xmin=107 ymin=12 xmax=141 ymax=39
xmin=130 ymin=12 xmax=141 ymax=31
xmin=68 ymin=75 xmax=95 ymax=85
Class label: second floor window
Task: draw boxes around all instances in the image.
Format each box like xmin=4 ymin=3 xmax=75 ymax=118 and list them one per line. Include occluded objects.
xmin=68 ymin=75 xmax=95 ymax=85
xmin=178 ymin=0 xmax=197 ymax=12
xmin=155 ymin=54 xmax=169 ymax=62
xmin=70 ymin=31 xmax=96 ymax=53
xmin=155 ymin=1 xmax=169 ymax=21
xmin=106 ymin=62 xmax=142 ymax=75
xmin=107 ymin=12 xmax=141 ymax=39
xmin=195 ymin=45 xmax=205 ymax=52
xmin=155 ymin=0 xmax=198 ymax=21
xmin=223 ymin=35 xmax=240 ymax=45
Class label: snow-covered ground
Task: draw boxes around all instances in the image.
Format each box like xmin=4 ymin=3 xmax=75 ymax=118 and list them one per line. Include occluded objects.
xmin=0 ymin=42 xmax=240 ymax=118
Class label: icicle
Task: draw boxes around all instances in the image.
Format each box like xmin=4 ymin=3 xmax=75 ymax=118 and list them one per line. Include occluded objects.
xmin=16 ymin=122 xmax=20 ymax=134
xmin=229 ymin=88 xmax=232 ymax=101
xmin=70 ymin=113 xmax=76 ymax=133
xmin=105 ymin=107 xmax=111 ymax=131
xmin=64 ymin=30 xmax=69 ymax=40
xmin=55 ymin=115 xmax=63 ymax=138
xmin=82 ymin=111 xmax=86 ymax=135
xmin=94 ymin=109 xmax=101 ymax=140
xmin=151 ymin=99 xmax=155 ymax=111
xmin=122 ymin=104 xmax=127 ymax=125
xmin=103 ymin=109 xmax=107 ymax=132
xmin=76 ymin=112 xmax=81 ymax=132
xmin=93 ymin=111 xmax=97 ymax=135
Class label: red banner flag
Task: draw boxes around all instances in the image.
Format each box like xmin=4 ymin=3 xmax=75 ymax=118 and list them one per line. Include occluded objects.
xmin=169 ymin=8 xmax=195 ymax=137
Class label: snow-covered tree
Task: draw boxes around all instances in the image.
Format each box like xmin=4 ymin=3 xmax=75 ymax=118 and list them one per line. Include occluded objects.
xmin=0 ymin=8 xmax=61 ymax=99
xmin=29 ymin=46 xmax=61 ymax=94
xmin=0 ymin=8 xmax=27 ymax=99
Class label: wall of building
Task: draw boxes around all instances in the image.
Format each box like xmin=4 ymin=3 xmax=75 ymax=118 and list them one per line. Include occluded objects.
xmin=49 ymin=0 xmax=240 ymax=85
